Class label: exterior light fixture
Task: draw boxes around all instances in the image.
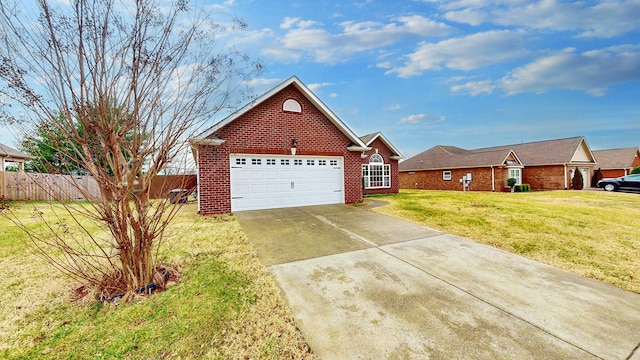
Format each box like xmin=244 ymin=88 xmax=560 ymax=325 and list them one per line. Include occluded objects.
xmin=291 ymin=139 xmax=297 ymax=155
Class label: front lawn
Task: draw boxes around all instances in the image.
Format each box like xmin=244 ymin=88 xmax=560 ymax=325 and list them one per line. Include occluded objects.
xmin=0 ymin=202 xmax=313 ymax=359
xmin=370 ymin=190 xmax=640 ymax=294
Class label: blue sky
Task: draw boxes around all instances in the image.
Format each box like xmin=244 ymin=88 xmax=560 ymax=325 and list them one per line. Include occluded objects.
xmin=1 ymin=0 xmax=639 ymax=160
xmin=218 ymin=0 xmax=640 ymax=158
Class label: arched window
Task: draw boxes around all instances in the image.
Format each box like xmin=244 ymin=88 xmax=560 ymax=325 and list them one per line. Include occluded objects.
xmin=283 ymin=99 xmax=302 ymax=113
xmin=369 ymin=153 xmax=383 ymax=163
xmin=362 ymin=153 xmax=390 ymax=189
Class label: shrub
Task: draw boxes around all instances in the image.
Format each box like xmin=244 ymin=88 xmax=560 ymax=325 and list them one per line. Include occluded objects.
xmin=507 ymin=178 xmax=517 ymax=188
xmin=591 ymin=169 xmax=603 ymax=187
xmin=513 ymin=184 xmax=530 ymax=192
xmin=631 ymin=166 xmax=640 ymax=175
xmin=572 ymin=169 xmax=584 ymax=190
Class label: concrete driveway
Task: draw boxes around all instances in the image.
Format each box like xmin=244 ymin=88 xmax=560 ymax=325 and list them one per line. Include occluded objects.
xmin=236 ymin=204 xmax=640 ymax=359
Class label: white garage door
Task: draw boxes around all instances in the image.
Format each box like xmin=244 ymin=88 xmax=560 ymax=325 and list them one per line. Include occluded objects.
xmin=230 ymin=154 xmax=344 ymax=212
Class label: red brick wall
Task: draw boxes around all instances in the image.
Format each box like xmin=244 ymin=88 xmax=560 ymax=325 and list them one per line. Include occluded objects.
xmin=399 ymin=167 xmax=506 ymax=192
xmin=362 ymin=137 xmax=399 ymax=195
xmin=599 ymin=169 xmax=626 ymax=178
xmin=523 ymin=165 xmax=566 ymax=190
xmin=197 ymin=84 xmax=363 ymax=214
xmin=400 ymin=165 xmax=597 ymax=191
xmin=633 ymin=153 xmax=640 ymax=169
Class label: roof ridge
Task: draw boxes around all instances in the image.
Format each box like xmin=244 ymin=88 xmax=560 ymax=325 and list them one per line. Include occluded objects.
xmin=478 ymin=136 xmax=584 ymax=150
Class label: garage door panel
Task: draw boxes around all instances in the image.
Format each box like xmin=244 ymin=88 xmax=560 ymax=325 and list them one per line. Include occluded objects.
xmin=230 ymin=155 xmax=344 ymax=212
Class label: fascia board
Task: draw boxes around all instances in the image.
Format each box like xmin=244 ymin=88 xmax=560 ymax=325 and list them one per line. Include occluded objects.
xmin=363 ymin=132 xmax=403 ymax=159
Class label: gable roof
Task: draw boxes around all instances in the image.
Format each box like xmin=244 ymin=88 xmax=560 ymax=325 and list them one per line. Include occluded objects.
xmin=0 ymin=143 xmax=30 ymax=160
xmin=400 ymin=136 xmax=595 ymax=171
xmin=592 ymin=147 xmax=640 ymax=170
xmin=192 ymin=76 xmax=369 ymax=151
xmin=359 ymin=132 xmax=403 ymax=160
xmin=479 ymin=136 xmax=596 ymax=166
xmin=400 ymin=145 xmax=521 ymax=171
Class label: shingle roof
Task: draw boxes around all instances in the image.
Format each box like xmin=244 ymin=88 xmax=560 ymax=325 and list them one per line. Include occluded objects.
xmin=359 ymin=132 xmax=403 ymax=158
xmin=592 ymin=148 xmax=640 ymax=169
xmin=0 ymin=143 xmax=30 ymax=160
xmin=400 ymin=136 xmax=594 ymax=171
xmin=359 ymin=133 xmax=377 ymax=145
xmin=399 ymin=145 xmax=518 ymax=171
xmin=478 ymin=136 xmax=591 ymax=166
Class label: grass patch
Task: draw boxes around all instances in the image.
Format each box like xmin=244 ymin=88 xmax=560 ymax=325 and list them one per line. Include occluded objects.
xmin=371 ymin=190 xmax=640 ymax=293
xmin=0 ymin=202 xmax=313 ymax=359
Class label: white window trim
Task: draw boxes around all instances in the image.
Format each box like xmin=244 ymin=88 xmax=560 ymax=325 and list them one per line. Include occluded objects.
xmin=443 ymin=171 xmax=452 ymax=181
xmin=283 ymin=99 xmax=302 ymax=113
xmin=508 ymin=167 xmax=522 ymax=185
xmin=362 ymin=163 xmax=391 ymax=189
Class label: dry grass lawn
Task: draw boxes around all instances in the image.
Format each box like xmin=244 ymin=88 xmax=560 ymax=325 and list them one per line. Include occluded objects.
xmin=369 ymin=190 xmax=640 ymax=294
xmin=0 ymin=202 xmax=314 ymax=359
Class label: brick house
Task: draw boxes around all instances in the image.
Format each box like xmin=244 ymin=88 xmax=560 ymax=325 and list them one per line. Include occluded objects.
xmin=592 ymin=147 xmax=640 ymax=178
xmin=399 ymin=137 xmax=597 ymax=191
xmin=360 ymin=132 xmax=402 ymax=195
xmin=190 ymin=76 xmax=401 ymax=214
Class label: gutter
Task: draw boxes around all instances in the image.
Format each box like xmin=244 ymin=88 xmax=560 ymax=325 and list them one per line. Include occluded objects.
xmin=347 ymin=145 xmax=372 ymax=152
xmin=189 ymin=138 xmax=226 ymax=146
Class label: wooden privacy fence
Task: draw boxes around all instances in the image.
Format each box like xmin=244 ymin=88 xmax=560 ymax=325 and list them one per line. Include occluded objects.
xmin=0 ymin=172 xmax=197 ymax=202
xmin=148 ymin=175 xmax=197 ymax=199
xmin=0 ymin=171 xmax=101 ymax=201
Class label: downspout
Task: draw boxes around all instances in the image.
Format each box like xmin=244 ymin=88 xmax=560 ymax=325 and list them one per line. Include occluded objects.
xmin=195 ymin=147 xmax=201 ymax=214
xmin=563 ymin=164 xmax=568 ymax=190
xmin=491 ymin=166 xmax=495 ymax=192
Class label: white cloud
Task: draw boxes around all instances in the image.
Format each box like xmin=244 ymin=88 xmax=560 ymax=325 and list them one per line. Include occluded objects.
xmin=451 ymin=80 xmax=495 ymax=96
xmin=329 ymin=93 xmax=338 ymax=98
xmin=280 ymin=17 xmax=300 ymax=30
xmin=500 ymin=45 xmax=640 ymax=96
xmin=307 ymin=82 xmax=334 ymax=92
xmin=230 ymin=28 xmax=273 ymax=45
xmin=280 ymin=17 xmax=320 ymax=30
xmin=376 ymin=61 xmax=393 ymax=69
xmin=389 ymin=30 xmax=528 ymax=77
xmin=384 ymin=104 xmax=401 ymax=111
xmin=244 ymin=78 xmax=283 ymax=93
xmin=444 ymin=8 xmax=488 ymax=26
xmin=399 ymin=114 xmax=446 ymax=124
xmin=205 ymin=0 xmax=236 ymax=11
xmin=262 ymin=15 xmax=453 ymax=64
xmin=439 ymin=0 xmax=640 ymax=38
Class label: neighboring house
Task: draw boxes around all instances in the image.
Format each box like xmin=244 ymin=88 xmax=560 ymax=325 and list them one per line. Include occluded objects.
xmin=0 ymin=142 xmax=30 ymax=172
xmin=190 ymin=76 xmax=401 ymax=214
xmin=399 ymin=136 xmax=597 ymax=191
xmin=359 ymin=132 xmax=402 ymax=195
xmin=592 ymin=148 xmax=640 ymax=178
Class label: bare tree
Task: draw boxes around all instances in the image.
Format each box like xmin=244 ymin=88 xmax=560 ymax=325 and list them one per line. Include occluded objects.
xmin=0 ymin=0 xmax=262 ymax=297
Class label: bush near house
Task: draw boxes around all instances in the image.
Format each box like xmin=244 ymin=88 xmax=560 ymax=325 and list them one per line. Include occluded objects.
xmin=631 ymin=166 xmax=640 ymax=175
xmin=592 ymin=169 xmax=603 ymax=187
xmin=572 ymin=169 xmax=584 ymax=190
xmin=514 ymin=184 xmax=530 ymax=192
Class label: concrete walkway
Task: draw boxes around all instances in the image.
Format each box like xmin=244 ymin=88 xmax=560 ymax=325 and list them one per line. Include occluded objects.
xmin=236 ymin=204 xmax=640 ymax=359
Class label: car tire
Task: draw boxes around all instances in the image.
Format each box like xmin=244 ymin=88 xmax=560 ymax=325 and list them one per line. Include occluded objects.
xmin=603 ymin=183 xmax=618 ymax=192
